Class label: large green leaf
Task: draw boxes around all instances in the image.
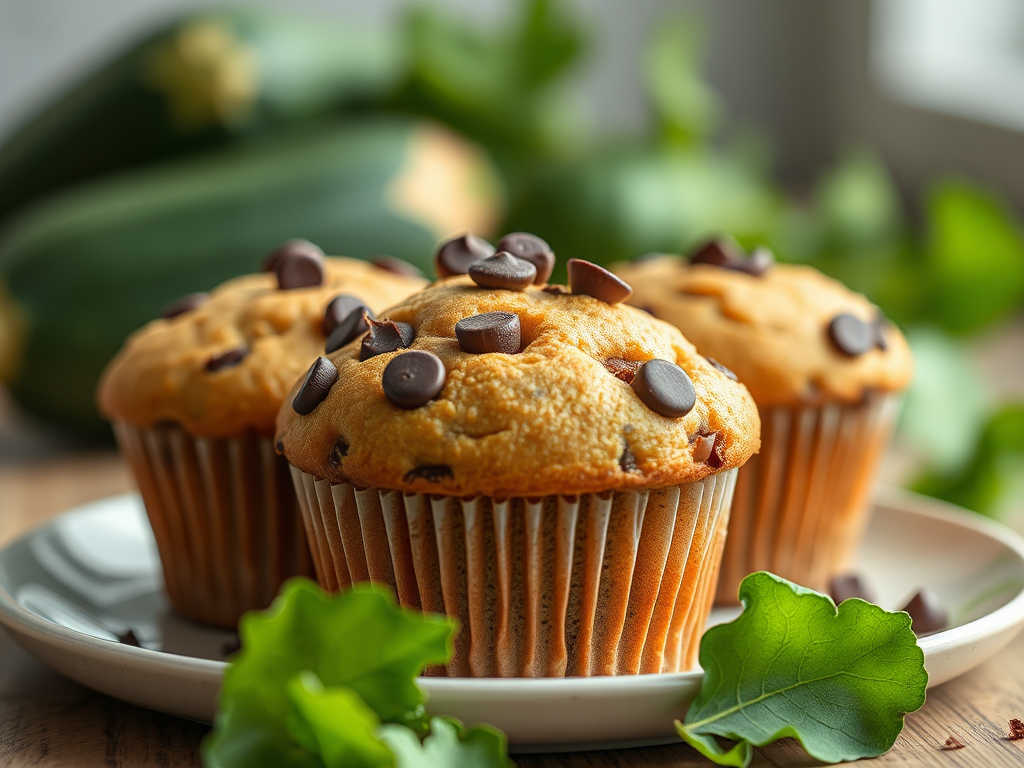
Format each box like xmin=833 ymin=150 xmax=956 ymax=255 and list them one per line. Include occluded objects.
xmin=676 ymin=572 xmax=927 ymax=767
xmin=381 ymin=717 xmax=514 ymax=768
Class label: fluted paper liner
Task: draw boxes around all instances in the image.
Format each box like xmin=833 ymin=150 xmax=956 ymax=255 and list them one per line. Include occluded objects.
xmin=113 ymin=422 xmax=314 ymax=627
xmin=291 ymin=467 xmax=737 ymax=677
xmin=718 ymin=393 xmax=899 ymax=604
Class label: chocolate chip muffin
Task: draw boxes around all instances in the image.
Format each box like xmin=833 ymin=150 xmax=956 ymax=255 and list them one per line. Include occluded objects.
xmin=276 ymin=234 xmax=760 ymax=677
xmin=613 ymin=240 xmax=913 ymax=604
xmin=98 ymin=241 xmax=426 ymax=627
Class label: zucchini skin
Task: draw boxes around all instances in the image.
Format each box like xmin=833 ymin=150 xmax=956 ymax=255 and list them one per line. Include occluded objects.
xmin=0 ymin=117 xmax=499 ymax=436
xmin=0 ymin=8 xmax=402 ymax=223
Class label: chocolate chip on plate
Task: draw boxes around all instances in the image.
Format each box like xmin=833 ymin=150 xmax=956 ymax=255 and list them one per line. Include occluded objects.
xmin=116 ymin=628 xmax=141 ymax=647
xmin=900 ymin=588 xmax=948 ymax=636
xmin=322 ymin=294 xmax=369 ymax=336
xmin=568 ymin=259 xmax=632 ymax=304
xmin=206 ymin=345 xmax=248 ymax=372
xmin=326 ymin=308 xmax=374 ymax=354
xmin=828 ymin=313 xmax=874 ymax=356
xmin=261 ymin=239 xmax=324 ymax=273
xmin=382 ymin=350 xmax=446 ymax=409
xmin=468 ymin=252 xmax=537 ymax=291
xmin=360 ymin=317 xmax=416 ymax=361
xmin=292 ymin=356 xmax=338 ymax=415
xmin=705 ymin=356 xmax=738 ymax=381
xmin=275 ymin=247 xmax=325 ymax=290
xmin=455 ymin=311 xmax=521 ymax=355
xmin=435 ymin=234 xmax=495 ymax=277
xmin=631 ymin=359 xmax=696 ymax=418
xmin=495 ymin=232 xmax=555 ymax=284
xmin=404 ymin=464 xmax=454 ymax=483
xmin=829 ymin=573 xmax=873 ymax=604
xmin=371 ymin=255 xmax=424 ymax=277
xmin=162 ymin=292 xmax=208 ymax=319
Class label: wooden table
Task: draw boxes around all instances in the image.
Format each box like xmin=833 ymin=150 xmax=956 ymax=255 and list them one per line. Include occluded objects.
xmin=2 ymin=452 xmax=1024 ymax=767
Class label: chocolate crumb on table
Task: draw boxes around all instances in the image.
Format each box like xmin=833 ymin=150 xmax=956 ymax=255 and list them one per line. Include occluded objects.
xmin=1008 ymin=719 xmax=1024 ymax=740
xmin=941 ymin=736 xmax=967 ymax=750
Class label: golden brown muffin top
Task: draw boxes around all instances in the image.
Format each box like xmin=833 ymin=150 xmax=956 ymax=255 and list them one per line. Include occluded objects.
xmin=98 ymin=254 xmax=426 ymax=437
xmin=276 ymin=265 xmax=761 ymax=498
xmin=612 ymin=248 xmax=913 ymax=407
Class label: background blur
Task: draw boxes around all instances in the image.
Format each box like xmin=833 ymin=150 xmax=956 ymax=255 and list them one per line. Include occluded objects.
xmin=1 ymin=0 xmax=1023 ymax=528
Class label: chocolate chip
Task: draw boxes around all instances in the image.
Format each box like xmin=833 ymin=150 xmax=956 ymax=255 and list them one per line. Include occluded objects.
xmin=360 ymin=317 xmax=415 ymax=361
xmin=468 ymin=252 xmax=536 ymax=291
xmin=435 ymin=234 xmax=495 ymax=277
xmin=322 ymin=294 xmax=368 ymax=336
xmin=690 ymin=238 xmax=773 ymax=276
xmin=632 ymin=360 xmax=696 ymax=418
xmin=874 ymin=313 xmax=889 ymax=351
xmin=829 ymin=573 xmax=873 ymax=604
xmin=382 ymin=351 xmax=446 ymax=409
xmin=404 ymin=464 xmax=454 ymax=483
xmin=741 ymin=246 xmax=775 ymax=276
xmin=568 ymin=259 xmax=632 ymax=304
xmin=455 ymin=312 xmax=521 ymax=355
xmin=162 ymin=292 xmax=208 ymax=319
xmin=275 ymin=247 xmax=325 ymax=290
xmin=329 ymin=437 xmax=349 ymax=468
xmin=692 ymin=433 xmax=716 ymax=463
xmin=828 ymin=313 xmax=874 ymax=356
xmin=274 ymin=437 xmax=284 ymax=454
xmin=619 ymin=440 xmax=638 ymax=473
xmin=326 ymin=308 xmax=374 ymax=354
xmin=206 ymin=345 xmax=248 ymax=372
xmin=116 ymin=628 xmax=141 ymax=647
xmin=262 ymin=239 xmax=324 ymax=273
xmin=603 ymin=358 xmax=641 ymax=384
xmin=705 ymin=356 xmax=738 ymax=381
xmin=496 ymin=232 xmax=555 ymax=284
xmin=371 ymin=255 xmax=423 ymax=277
xmin=292 ymin=356 xmax=338 ymax=415
xmin=900 ymin=588 xmax=948 ymax=636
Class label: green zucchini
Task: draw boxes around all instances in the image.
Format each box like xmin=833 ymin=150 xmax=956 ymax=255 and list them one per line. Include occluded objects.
xmin=0 ymin=117 xmax=501 ymax=436
xmin=0 ymin=7 xmax=402 ymax=222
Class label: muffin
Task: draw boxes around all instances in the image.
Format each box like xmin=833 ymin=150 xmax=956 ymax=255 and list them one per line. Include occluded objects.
xmin=613 ymin=240 xmax=912 ymax=603
xmin=275 ymin=236 xmax=760 ymax=677
xmin=98 ymin=241 xmax=426 ymax=627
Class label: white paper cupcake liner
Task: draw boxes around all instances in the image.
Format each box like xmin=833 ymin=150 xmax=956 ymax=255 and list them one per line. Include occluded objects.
xmin=290 ymin=467 xmax=737 ymax=677
xmin=717 ymin=393 xmax=899 ymax=604
xmin=114 ymin=422 xmax=314 ymax=627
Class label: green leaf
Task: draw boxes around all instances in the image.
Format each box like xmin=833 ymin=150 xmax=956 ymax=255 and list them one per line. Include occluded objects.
xmin=676 ymin=572 xmax=928 ymax=767
xmin=381 ymin=717 xmax=514 ymax=768
xmin=203 ymin=579 xmax=455 ymax=768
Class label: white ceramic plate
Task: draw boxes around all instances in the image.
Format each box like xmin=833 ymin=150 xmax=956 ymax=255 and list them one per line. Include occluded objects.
xmin=1 ymin=490 xmax=1024 ymax=753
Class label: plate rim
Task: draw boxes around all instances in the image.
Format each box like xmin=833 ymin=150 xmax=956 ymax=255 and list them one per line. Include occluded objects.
xmin=1 ymin=487 xmax=1024 ymax=692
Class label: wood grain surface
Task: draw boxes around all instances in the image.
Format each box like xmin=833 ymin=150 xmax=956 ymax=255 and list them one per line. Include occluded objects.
xmin=2 ymin=453 xmax=1024 ymax=767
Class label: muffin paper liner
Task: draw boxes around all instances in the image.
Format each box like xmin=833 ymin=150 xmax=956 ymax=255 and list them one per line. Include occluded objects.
xmin=114 ymin=422 xmax=314 ymax=628
xmin=291 ymin=467 xmax=737 ymax=677
xmin=717 ymin=393 xmax=899 ymax=604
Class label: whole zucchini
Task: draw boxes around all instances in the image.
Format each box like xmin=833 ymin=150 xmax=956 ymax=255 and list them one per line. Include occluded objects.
xmin=0 ymin=117 xmax=501 ymax=436
xmin=0 ymin=7 xmax=402 ymax=222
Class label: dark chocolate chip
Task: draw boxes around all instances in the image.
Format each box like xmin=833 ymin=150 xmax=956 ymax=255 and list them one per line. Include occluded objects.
xmin=632 ymin=359 xmax=696 ymax=418
xmin=496 ymin=232 xmax=555 ymax=284
xmin=274 ymin=437 xmax=284 ymax=454
xmin=322 ymin=294 xmax=369 ymax=336
xmin=326 ymin=308 xmax=374 ymax=354
xmin=874 ymin=312 xmax=890 ymax=351
xmin=603 ymin=358 xmax=641 ymax=384
xmin=371 ymin=255 xmax=424 ymax=277
xmin=692 ymin=433 xmax=716 ymax=463
xmin=619 ymin=440 xmax=638 ymax=473
xmin=468 ymin=252 xmax=536 ymax=291
xmin=568 ymin=259 xmax=633 ymax=304
xmin=162 ymin=292 xmax=208 ymax=319
xmin=360 ymin=317 xmax=415 ymax=361
xmin=705 ymin=356 xmax=738 ymax=381
xmin=740 ymin=246 xmax=775 ymax=276
xmin=828 ymin=313 xmax=874 ymax=356
xmin=206 ymin=345 xmax=248 ymax=372
xmin=292 ymin=356 xmax=338 ymax=415
xmin=382 ymin=351 xmax=446 ymax=409
xmin=275 ymin=247 xmax=325 ymax=290
xmin=690 ymin=238 xmax=773 ymax=276
xmin=706 ymin=447 xmax=724 ymax=469
xmin=116 ymin=628 xmax=141 ymax=647
xmin=900 ymin=588 xmax=948 ymax=636
xmin=455 ymin=311 xmax=521 ymax=355
xmin=541 ymin=284 xmax=569 ymax=295
xmin=329 ymin=436 xmax=349 ymax=468
xmin=262 ymin=239 xmax=324 ymax=273
xmin=404 ymin=464 xmax=454 ymax=483
xmin=435 ymin=234 xmax=495 ymax=277
xmin=829 ymin=573 xmax=873 ymax=604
